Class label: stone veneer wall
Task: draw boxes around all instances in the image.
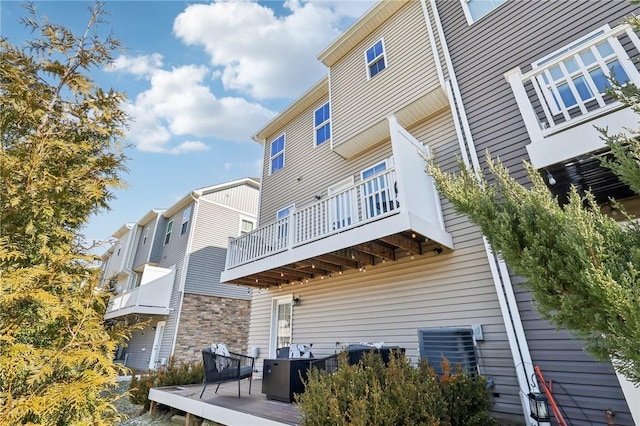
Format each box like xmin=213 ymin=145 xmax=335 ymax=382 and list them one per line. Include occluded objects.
xmin=172 ymin=293 xmax=251 ymax=363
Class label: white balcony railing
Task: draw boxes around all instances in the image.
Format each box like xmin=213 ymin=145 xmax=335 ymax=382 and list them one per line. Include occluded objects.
xmin=106 ymin=265 xmax=174 ymax=318
xmin=226 ymin=168 xmax=399 ymax=269
xmin=506 ymin=24 xmax=640 ymax=140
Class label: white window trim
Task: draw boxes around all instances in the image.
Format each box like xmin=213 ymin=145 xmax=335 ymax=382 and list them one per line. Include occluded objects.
xmin=314 ymin=102 xmax=331 ymax=147
xmin=142 ymin=227 xmax=149 ymax=245
xmin=364 ymin=38 xmax=388 ymax=81
xmin=164 ymin=220 xmax=173 ymax=245
xmin=360 ymin=158 xmax=390 ymax=181
xmin=269 ymin=295 xmax=293 ymax=358
xmin=277 ymin=204 xmax=295 ymax=219
xmin=180 ymin=206 xmax=192 ymax=235
xmin=533 ymin=25 xmax=611 ymax=68
xmin=238 ymin=215 xmax=256 ymax=236
xmin=269 ymin=133 xmax=286 ymax=175
xmin=460 ymin=0 xmax=506 ymax=26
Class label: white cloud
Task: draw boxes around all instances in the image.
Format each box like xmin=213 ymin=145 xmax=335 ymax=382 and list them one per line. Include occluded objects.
xmin=124 ymin=64 xmax=276 ymax=153
xmin=108 ymin=53 xmax=163 ymax=77
xmin=168 ymin=140 xmax=209 ymax=155
xmin=173 ymin=0 xmax=352 ymax=99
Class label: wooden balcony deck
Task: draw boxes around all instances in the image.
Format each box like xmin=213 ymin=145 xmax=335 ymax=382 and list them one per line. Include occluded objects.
xmin=148 ymin=379 xmax=301 ymax=426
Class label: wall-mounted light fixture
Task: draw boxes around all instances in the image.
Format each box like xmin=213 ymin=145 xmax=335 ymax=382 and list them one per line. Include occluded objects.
xmin=546 ymin=170 xmax=557 ymax=186
xmin=528 ymin=392 xmax=551 ymax=424
xmin=292 ymin=295 xmax=301 ymax=307
xmin=433 ymin=247 xmax=443 ymax=255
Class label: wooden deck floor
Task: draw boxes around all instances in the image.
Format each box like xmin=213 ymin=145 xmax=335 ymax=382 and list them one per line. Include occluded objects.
xmin=148 ymin=379 xmax=301 ymax=426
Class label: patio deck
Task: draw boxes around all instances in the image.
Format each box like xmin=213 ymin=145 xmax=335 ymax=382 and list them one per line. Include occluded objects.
xmin=148 ymin=379 xmax=301 ymax=426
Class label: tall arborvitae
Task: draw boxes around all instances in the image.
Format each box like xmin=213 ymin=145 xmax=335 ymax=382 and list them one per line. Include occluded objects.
xmin=427 ymin=16 xmax=640 ymax=385
xmin=0 ymin=3 xmax=130 ymax=424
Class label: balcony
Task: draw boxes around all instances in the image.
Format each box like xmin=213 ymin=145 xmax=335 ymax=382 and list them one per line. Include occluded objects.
xmin=505 ymin=24 xmax=640 ymax=169
xmin=105 ymin=264 xmax=175 ymax=319
xmin=221 ymin=117 xmax=453 ymax=287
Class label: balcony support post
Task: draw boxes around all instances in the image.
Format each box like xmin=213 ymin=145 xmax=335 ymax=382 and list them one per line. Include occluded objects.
xmin=505 ymin=68 xmax=545 ymax=144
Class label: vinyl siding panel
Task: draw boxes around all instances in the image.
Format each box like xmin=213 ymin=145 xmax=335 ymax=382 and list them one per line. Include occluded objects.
xmin=201 ymin=184 xmax=259 ymax=214
xmin=184 ymin=200 xmax=252 ymax=299
xmin=435 ymin=1 xmax=637 ymax=423
xmin=121 ymin=317 xmax=164 ymax=372
xmin=149 ymin=216 xmax=166 ymax=264
xmin=248 ymin=248 xmax=520 ymax=422
xmin=132 ymin=222 xmax=156 ymax=270
xmin=330 ymin=1 xmax=441 ymax=148
xmin=259 ymin=93 xmax=393 ymax=225
xmin=153 ymin=205 xmax=193 ymax=367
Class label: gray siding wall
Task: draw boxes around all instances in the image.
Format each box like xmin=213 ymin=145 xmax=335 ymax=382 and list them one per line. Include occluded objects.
xmin=260 ymin=93 xmax=394 ymax=225
xmin=132 ymin=221 xmax=156 ymax=270
xmin=330 ymin=1 xmax=440 ymax=148
xmin=250 ymin=109 xmax=523 ymax=423
xmin=121 ymin=316 xmax=163 ymax=372
xmin=202 ymin=184 xmax=259 ymax=213
xmin=184 ymin=200 xmax=253 ymax=299
xmin=149 ymin=216 xmax=166 ymax=264
xmin=434 ymin=1 xmax=637 ymax=424
xmin=153 ymin=204 xmax=193 ymax=368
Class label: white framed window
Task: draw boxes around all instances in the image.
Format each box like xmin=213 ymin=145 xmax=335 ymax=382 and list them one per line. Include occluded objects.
xmin=164 ymin=220 xmax=173 ymax=245
xmin=314 ymin=102 xmax=331 ymax=146
xmin=361 ymin=159 xmax=397 ymax=219
xmin=239 ymin=217 xmax=255 ymax=236
xmin=269 ymin=296 xmax=293 ymax=358
xmin=461 ymin=0 xmax=506 ymax=25
xmin=142 ymin=227 xmax=149 ymax=245
xmin=365 ymin=38 xmax=387 ymax=79
xmin=532 ymin=25 xmax=632 ymax=116
xmin=180 ymin=206 xmax=192 ymax=235
xmin=277 ymin=204 xmax=295 ymax=220
xmin=269 ymin=134 xmax=285 ymax=174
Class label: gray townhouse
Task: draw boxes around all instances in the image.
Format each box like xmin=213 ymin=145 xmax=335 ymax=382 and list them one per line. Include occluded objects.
xmin=217 ymin=1 xmax=638 ymax=425
xmin=100 ymin=178 xmax=259 ymax=372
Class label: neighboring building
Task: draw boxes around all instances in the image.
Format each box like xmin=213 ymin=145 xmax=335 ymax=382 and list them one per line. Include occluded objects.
xmin=101 ymin=178 xmax=259 ymax=372
xmin=220 ymin=1 xmax=638 ymax=425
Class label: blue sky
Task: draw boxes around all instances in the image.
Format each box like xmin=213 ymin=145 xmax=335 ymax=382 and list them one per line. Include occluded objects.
xmin=0 ymin=0 xmax=374 ymax=251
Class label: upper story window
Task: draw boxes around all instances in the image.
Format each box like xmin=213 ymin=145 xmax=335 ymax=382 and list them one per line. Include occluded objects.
xmin=365 ymin=39 xmax=387 ymax=79
xmin=532 ymin=26 xmax=631 ymax=116
xmin=164 ymin=220 xmax=173 ymax=245
xmin=142 ymin=227 xmax=149 ymax=245
xmin=277 ymin=204 xmax=294 ymax=219
xmin=270 ymin=134 xmax=285 ymax=174
xmin=240 ymin=218 xmax=255 ymax=236
xmin=461 ymin=0 xmax=506 ymax=25
xmin=314 ymin=102 xmax=331 ymax=146
xmin=181 ymin=206 xmax=192 ymax=235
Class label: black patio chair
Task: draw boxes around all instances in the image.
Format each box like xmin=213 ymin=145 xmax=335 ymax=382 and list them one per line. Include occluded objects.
xmin=200 ymin=347 xmax=255 ymax=398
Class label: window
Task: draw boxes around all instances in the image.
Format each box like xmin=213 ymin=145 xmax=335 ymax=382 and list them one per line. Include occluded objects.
xmin=270 ymin=134 xmax=285 ymax=174
xmin=240 ymin=218 xmax=255 ymax=236
xmin=270 ymin=297 xmax=292 ymax=357
xmin=277 ymin=205 xmax=295 ymax=220
xmin=461 ymin=0 xmax=506 ymax=24
xmin=142 ymin=227 xmax=149 ymax=245
xmin=180 ymin=206 xmax=192 ymax=235
xmin=164 ymin=220 xmax=173 ymax=245
xmin=418 ymin=328 xmax=478 ymax=376
xmin=365 ymin=39 xmax=387 ymax=79
xmin=533 ymin=26 xmax=631 ymax=115
xmin=361 ymin=160 xmax=397 ymax=220
xmin=314 ymin=102 xmax=331 ymax=146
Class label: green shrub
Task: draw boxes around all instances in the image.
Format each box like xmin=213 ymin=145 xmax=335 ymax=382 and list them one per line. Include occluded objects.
xmin=297 ymin=352 xmax=496 ymax=426
xmin=435 ymin=358 xmax=497 ymax=426
xmin=128 ymin=357 xmax=204 ymax=410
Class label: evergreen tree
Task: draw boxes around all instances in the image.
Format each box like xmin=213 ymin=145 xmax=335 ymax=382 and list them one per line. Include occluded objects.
xmin=0 ymin=3 xmax=130 ymax=424
xmin=427 ymin=16 xmax=640 ymax=386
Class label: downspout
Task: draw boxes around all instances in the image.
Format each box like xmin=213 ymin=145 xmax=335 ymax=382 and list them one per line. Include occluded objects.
xmin=170 ymin=194 xmax=199 ymax=357
xmin=422 ymin=1 xmax=539 ymax=423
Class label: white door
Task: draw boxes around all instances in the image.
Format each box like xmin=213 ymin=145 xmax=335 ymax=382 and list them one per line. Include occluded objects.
xmin=148 ymin=321 xmax=165 ymax=370
xmin=270 ymin=297 xmax=292 ymax=358
xmin=328 ymin=177 xmax=355 ymax=230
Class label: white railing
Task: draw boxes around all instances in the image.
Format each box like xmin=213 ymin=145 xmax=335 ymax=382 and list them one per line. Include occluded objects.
xmin=507 ymin=24 xmax=640 ymax=137
xmin=106 ymin=269 xmax=173 ymax=315
xmin=226 ymin=168 xmax=399 ymax=269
